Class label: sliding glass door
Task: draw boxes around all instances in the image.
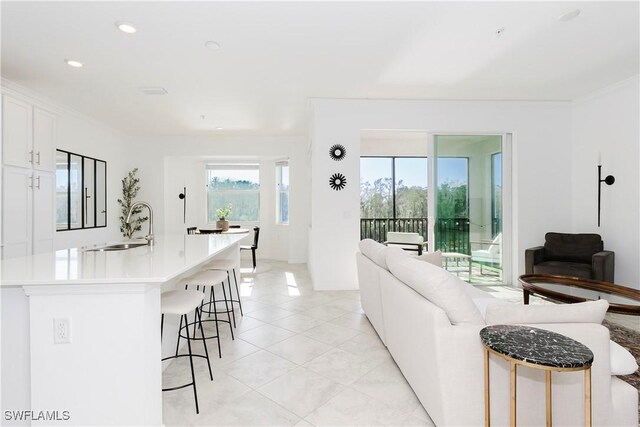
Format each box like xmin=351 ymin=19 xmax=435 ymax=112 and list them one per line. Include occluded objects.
xmin=358 ymin=132 xmax=510 ymax=284
xmin=429 ymin=135 xmax=509 ymax=284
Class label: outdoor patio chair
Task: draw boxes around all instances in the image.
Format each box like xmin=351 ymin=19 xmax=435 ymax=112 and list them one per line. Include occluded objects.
xmin=471 ymin=233 xmax=502 ymax=274
xmin=384 ymin=232 xmax=428 ymax=255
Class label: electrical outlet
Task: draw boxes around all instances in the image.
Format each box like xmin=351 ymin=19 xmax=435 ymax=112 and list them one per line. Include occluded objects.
xmin=53 ymin=317 xmax=72 ymax=344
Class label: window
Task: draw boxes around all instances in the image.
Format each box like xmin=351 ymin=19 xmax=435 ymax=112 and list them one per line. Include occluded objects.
xmin=206 ymin=164 xmax=260 ymax=222
xmin=360 ymin=156 xmax=428 ymax=242
xmin=276 ymin=161 xmax=289 ymax=224
xmin=360 ymin=157 xmax=428 ymax=220
xmin=56 ymin=149 xmax=107 ymax=231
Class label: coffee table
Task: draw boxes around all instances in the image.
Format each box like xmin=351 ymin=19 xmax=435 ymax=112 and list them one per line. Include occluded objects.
xmin=518 ymin=274 xmax=640 ymax=316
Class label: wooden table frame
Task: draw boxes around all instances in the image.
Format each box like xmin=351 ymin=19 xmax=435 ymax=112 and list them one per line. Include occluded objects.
xmin=519 ymin=274 xmax=640 ymax=315
xmin=483 ymin=346 xmax=592 ymax=427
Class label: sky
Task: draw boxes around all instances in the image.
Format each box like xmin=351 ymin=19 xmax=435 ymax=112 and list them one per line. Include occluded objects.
xmin=360 ymin=157 xmax=470 ymax=188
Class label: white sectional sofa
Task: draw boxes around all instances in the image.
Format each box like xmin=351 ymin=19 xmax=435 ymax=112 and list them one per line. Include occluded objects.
xmin=356 ymin=239 xmax=638 ymax=426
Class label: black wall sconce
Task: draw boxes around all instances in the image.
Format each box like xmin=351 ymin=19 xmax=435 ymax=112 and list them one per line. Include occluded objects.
xmin=178 ymin=187 xmax=187 ymax=223
xmin=597 ymin=165 xmax=615 ymax=227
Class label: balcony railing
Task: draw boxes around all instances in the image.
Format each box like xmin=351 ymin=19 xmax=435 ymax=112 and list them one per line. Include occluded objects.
xmin=360 ymin=217 xmax=470 ymax=255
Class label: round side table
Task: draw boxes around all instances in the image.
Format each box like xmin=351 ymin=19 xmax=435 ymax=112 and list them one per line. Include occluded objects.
xmin=480 ymin=325 xmax=594 ymax=427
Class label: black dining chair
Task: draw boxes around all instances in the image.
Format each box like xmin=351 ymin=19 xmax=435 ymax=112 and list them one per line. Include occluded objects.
xmin=240 ymin=226 xmax=260 ymax=270
xmin=187 ymin=227 xmax=198 ymax=235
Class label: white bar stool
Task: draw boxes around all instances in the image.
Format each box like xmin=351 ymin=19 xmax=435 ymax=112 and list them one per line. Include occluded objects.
xmin=161 ymin=290 xmax=213 ymax=414
xmin=184 ymin=269 xmax=236 ymax=342
xmin=205 ymin=258 xmax=243 ymax=319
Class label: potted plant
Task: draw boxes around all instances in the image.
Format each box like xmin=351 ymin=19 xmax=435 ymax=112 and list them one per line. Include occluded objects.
xmin=216 ymin=203 xmax=232 ymax=231
xmin=117 ymin=168 xmax=148 ymax=239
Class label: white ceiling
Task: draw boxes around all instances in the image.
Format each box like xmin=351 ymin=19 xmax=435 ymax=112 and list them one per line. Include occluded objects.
xmin=2 ymin=1 xmax=638 ymax=137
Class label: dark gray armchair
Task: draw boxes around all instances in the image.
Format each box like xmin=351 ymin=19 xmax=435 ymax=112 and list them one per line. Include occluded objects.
xmin=525 ymin=232 xmax=614 ymax=283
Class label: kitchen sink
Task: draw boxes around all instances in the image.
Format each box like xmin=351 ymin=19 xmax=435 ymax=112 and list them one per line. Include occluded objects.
xmin=85 ymin=242 xmax=148 ymax=252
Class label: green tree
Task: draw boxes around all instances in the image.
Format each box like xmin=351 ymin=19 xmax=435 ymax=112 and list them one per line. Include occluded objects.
xmin=436 ymin=182 xmax=467 ymax=219
xmin=360 ymin=177 xmax=393 ymax=218
xmin=207 ymin=178 xmax=260 ymax=221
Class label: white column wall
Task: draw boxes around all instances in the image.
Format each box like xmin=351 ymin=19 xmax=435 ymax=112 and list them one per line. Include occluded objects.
xmin=571 ymin=76 xmax=640 ymax=287
xmin=309 ymin=99 xmax=573 ymax=289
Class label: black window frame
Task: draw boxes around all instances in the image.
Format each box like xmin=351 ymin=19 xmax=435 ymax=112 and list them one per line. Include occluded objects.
xmin=56 ymin=149 xmax=107 ymax=232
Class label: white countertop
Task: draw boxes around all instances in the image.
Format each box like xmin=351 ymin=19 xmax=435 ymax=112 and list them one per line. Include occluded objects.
xmin=0 ymin=234 xmax=246 ymax=286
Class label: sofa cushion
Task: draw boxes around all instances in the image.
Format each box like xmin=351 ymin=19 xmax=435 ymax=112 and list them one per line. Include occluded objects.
xmin=472 ymin=297 xmax=505 ymax=318
xmin=416 ymin=250 xmax=443 ymax=267
xmin=484 ymin=300 xmax=609 ymax=325
xmin=544 ymin=232 xmax=603 ymax=263
xmin=610 ymin=340 xmax=639 ymax=376
xmin=359 ymin=239 xmax=389 ymax=270
xmin=533 ymin=261 xmax=592 ymax=279
xmin=386 ymin=247 xmax=485 ymax=325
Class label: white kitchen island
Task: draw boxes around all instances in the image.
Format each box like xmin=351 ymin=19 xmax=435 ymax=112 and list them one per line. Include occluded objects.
xmin=0 ymin=234 xmax=246 ymax=426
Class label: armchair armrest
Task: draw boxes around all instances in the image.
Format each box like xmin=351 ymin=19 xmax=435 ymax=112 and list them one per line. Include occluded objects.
xmin=382 ymin=241 xmax=428 ymax=255
xmin=524 ymin=246 xmax=544 ymax=274
xmin=384 ymin=241 xmax=428 ymax=255
xmin=592 ymin=250 xmax=615 ymax=283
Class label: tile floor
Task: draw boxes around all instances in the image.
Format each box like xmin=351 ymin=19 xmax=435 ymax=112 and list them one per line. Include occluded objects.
xmin=163 ymin=260 xmax=639 ymax=426
xmin=162 ymin=261 xmax=435 ymax=426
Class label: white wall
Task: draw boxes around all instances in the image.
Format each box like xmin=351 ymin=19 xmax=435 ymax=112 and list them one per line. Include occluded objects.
xmin=309 ymin=99 xmax=573 ymax=290
xmin=132 ymin=136 xmax=309 ymax=263
xmin=1 ymin=80 xmax=133 ymax=250
xmin=571 ymin=76 xmax=640 ymax=287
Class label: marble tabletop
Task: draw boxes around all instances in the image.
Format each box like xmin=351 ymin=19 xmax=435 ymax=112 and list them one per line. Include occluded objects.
xmin=480 ymin=325 xmax=594 ymax=369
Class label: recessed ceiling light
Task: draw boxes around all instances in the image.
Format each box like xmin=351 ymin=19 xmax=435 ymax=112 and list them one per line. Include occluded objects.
xmin=116 ymin=21 xmax=137 ymax=34
xmin=205 ymin=41 xmax=221 ymax=50
xmin=558 ymin=9 xmax=581 ymax=22
xmin=65 ymin=59 xmax=84 ymax=68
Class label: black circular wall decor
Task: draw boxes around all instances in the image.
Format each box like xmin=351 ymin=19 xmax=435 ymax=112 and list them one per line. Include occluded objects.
xmin=329 ymin=144 xmax=346 ymax=161
xmin=329 ymin=173 xmax=347 ymax=191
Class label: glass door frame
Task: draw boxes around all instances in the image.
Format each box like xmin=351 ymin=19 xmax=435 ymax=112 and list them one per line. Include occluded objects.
xmin=426 ymin=133 xmax=512 ymax=285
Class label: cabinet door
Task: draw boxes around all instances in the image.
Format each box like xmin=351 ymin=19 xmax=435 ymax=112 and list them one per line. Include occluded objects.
xmin=32 ymin=172 xmax=54 ymax=254
xmin=33 ymin=108 xmax=56 ymax=172
xmin=1 ymin=166 xmax=32 ymax=259
xmin=2 ymin=96 xmax=33 ymax=169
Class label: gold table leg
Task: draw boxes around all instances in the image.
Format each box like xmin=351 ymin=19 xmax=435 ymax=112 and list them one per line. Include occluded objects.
xmin=484 ymin=348 xmax=490 ymax=427
xmin=546 ymin=371 xmax=552 ymax=427
xmin=585 ymin=367 xmax=592 ymax=427
xmin=510 ymin=361 xmax=517 ymax=426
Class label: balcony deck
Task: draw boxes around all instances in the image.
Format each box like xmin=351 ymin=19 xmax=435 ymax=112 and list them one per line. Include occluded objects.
xmin=360 ymin=217 xmax=502 ymax=284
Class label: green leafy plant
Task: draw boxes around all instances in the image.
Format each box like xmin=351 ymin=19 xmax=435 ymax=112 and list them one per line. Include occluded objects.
xmin=216 ymin=203 xmax=232 ymax=221
xmin=117 ymin=168 xmax=148 ymax=239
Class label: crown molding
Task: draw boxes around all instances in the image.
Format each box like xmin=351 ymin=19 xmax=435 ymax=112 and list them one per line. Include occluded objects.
xmin=573 ymin=75 xmax=640 ymax=105
xmin=1 ymin=78 xmax=128 ymax=140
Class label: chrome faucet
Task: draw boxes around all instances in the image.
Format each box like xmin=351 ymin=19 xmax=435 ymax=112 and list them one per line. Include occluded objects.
xmin=126 ymin=201 xmax=154 ymax=246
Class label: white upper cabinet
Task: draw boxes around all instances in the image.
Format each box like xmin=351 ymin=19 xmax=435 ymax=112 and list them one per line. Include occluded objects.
xmin=1 ymin=94 xmax=56 ymax=259
xmin=3 ymin=96 xmax=33 ymax=169
xmin=2 ymin=95 xmax=56 ymax=172
xmin=33 ymin=108 xmax=56 ymax=172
